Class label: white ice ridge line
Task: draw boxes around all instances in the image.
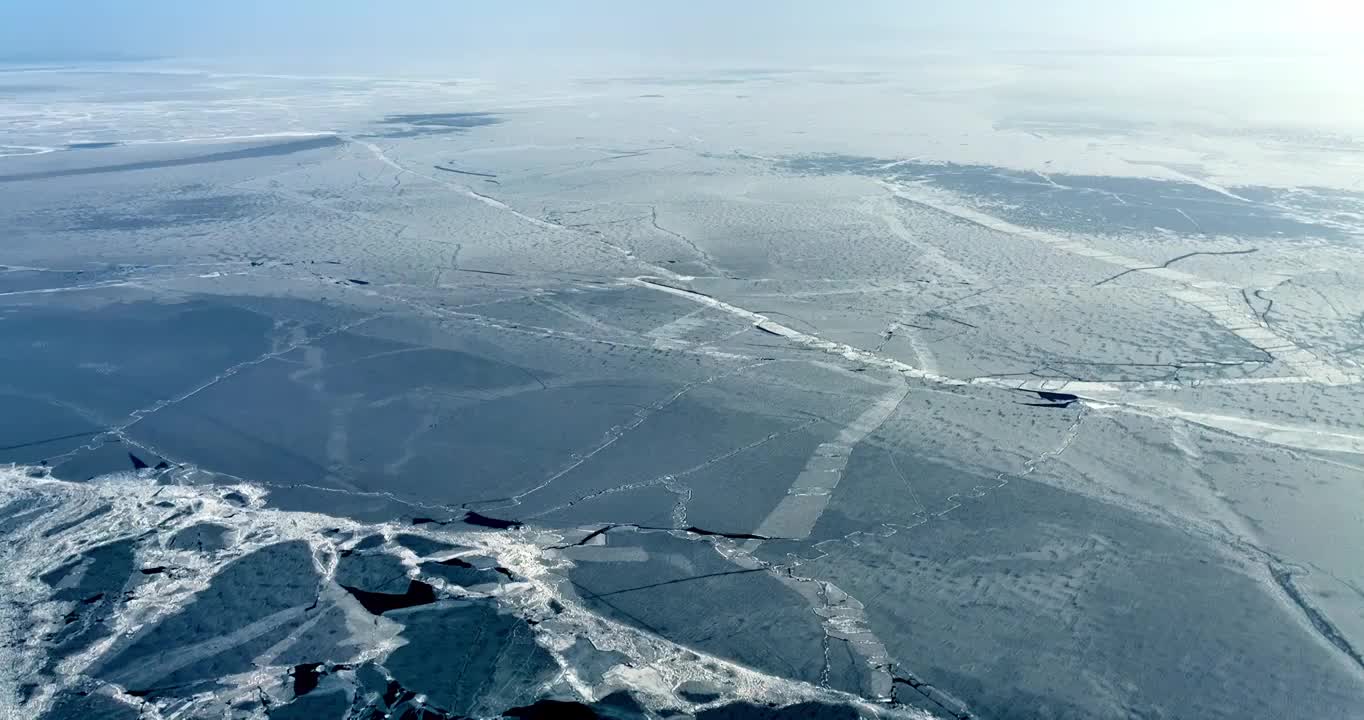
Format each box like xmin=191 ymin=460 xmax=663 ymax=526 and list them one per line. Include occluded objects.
xmin=630 ymin=277 xmax=1364 ymax=455
xmin=344 ymin=136 xmax=685 ymax=282
xmin=1088 ymin=400 xmax=1364 ymax=456
xmin=0 ymin=471 xmax=934 ymax=720
xmin=878 ymin=180 xmax=1358 ymax=386
xmin=749 ymin=380 xmax=910 ymax=542
xmin=631 ymin=276 xmax=1287 ymax=395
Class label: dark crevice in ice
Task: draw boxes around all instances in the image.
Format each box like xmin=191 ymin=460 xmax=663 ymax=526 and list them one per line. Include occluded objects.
xmin=453 ymin=267 xmax=516 ymax=277
xmin=648 ymin=204 xmax=717 ymax=270
xmin=1092 ymin=247 xmax=1259 ymax=287
xmin=0 ymin=429 xmax=103 ymax=452
xmin=637 ymin=276 xmax=717 ymax=299
xmin=923 ymin=311 xmax=978 ymax=330
xmin=549 ymin=523 xmax=774 ymax=550
xmin=577 ymin=568 xmax=766 ymax=599
xmin=433 ymin=165 xmax=498 ymax=179
xmin=414 ymin=512 xmax=526 ymax=530
xmin=548 ymin=525 xmax=618 ymax=549
xmin=679 ymin=525 xmax=769 ymax=540
xmin=1241 ymin=287 xmax=1277 ymax=328
xmin=1269 ymin=564 xmax=1364 ymax=671
xmin=892 ymin=674 xmax=975 ymax=719
xmin=341 ymin=580 xmax=438 ymax=615
xmin=127 ymin=453 xmax=149 ymax=470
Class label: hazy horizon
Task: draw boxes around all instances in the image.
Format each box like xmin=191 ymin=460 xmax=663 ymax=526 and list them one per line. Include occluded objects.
xmin=3 ymin=0 xmax=1363 ymax=68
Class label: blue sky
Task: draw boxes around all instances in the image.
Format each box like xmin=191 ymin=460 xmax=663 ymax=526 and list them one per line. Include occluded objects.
xmin=1 ymin=0 xmax=1357 ymax=66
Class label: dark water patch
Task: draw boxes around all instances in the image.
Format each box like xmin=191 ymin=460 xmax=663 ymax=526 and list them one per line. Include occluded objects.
xmin=291 ymin=662 xmax=324 ymax=696
xmin=128 ymin=452 xmax=149 ymax=470
xmin=502 ymin=699 xmax=600 ymax=719
xmin=342 ymin=579 xmax=437 ymax=615
xmin=462 ymin=510 xmax=522 ymax=530
xmin=66 ymin=141 xmax=121 ymax=150
xmin=0 ymin=135 xmax=343 ymax=183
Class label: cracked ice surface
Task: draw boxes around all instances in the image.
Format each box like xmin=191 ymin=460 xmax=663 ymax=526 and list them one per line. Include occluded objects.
xmin=2 ymin=65 xmax=1364 ymax=720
